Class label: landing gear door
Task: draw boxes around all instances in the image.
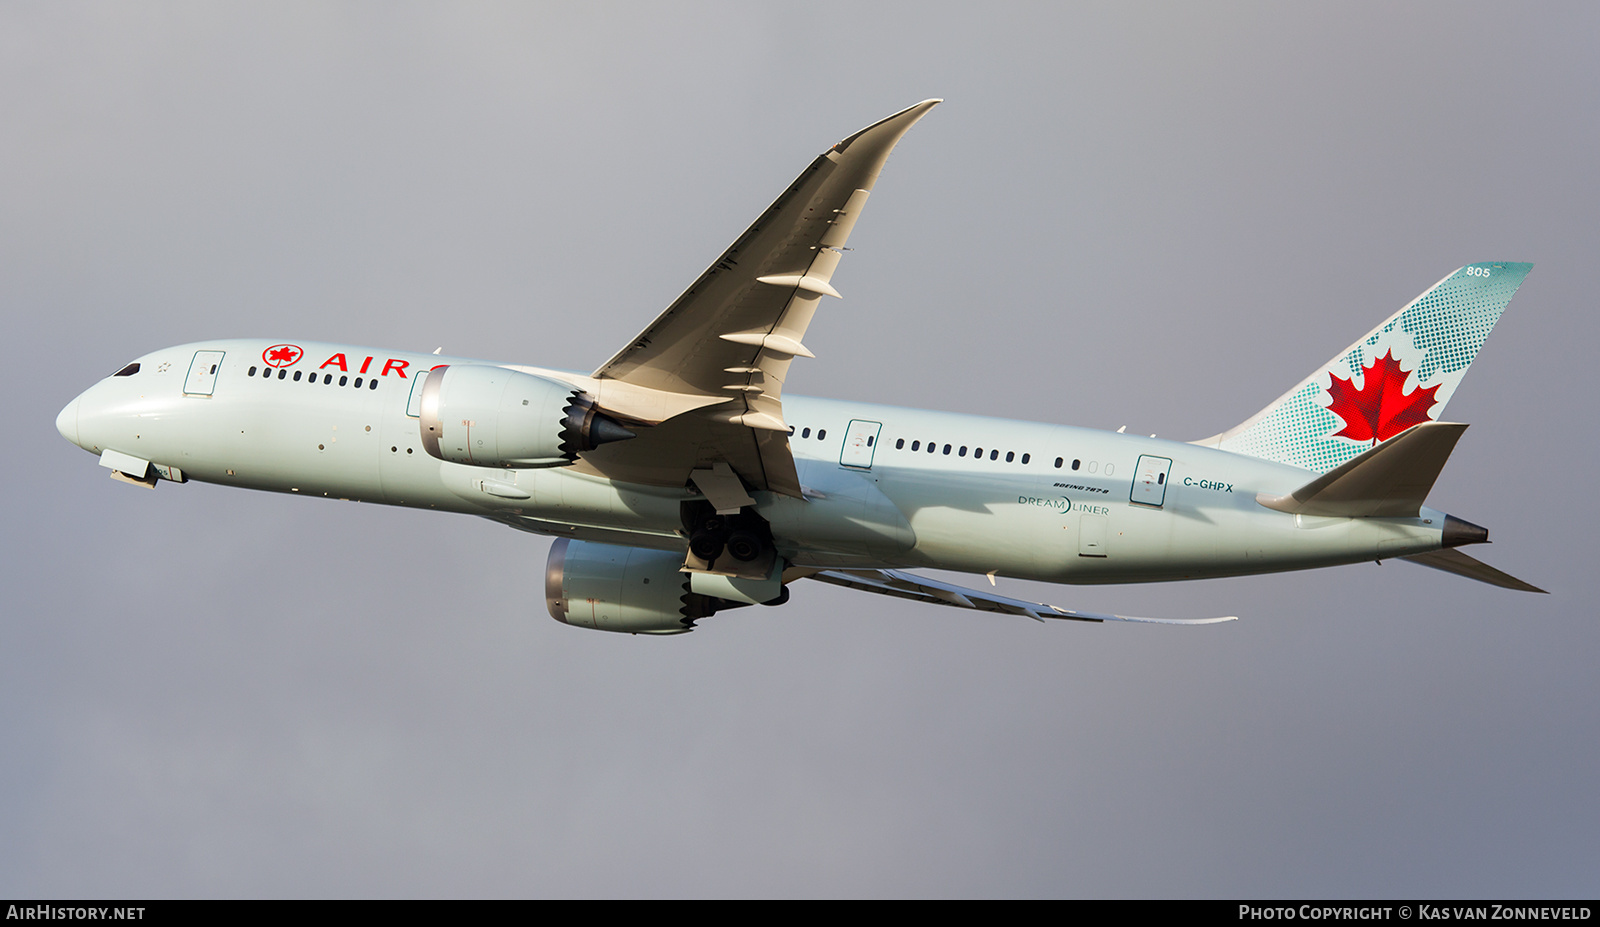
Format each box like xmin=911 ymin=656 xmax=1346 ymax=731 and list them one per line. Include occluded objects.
xmin=183 ymin=350 xmax=225 ymax=396
xmin=1130 ymin=454 xmax=1173 ymax=508
xmin=839 ymin=419 xmax=882 ymax=470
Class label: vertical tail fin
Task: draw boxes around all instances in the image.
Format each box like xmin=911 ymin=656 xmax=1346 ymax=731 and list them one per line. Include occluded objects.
xmin=1195 ymin=263 xmax=1532 ymax=472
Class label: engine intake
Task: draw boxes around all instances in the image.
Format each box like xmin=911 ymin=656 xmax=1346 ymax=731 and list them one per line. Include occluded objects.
xmin=419 ymin=365 xmax=632 ymax=468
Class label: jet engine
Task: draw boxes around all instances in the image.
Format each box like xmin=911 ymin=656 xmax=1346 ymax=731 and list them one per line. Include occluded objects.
xmin=418 ymin=365 xmax=632 ymax=468
xmin=545 ymin=539 xmax=722 ymax=634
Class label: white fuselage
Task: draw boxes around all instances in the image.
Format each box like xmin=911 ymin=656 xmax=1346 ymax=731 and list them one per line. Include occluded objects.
xmin=58 ymin=340 xmax=1450 ymax=584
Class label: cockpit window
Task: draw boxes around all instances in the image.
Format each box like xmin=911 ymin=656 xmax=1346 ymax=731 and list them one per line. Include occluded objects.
xmin=113 ymin=363 xmax=140 ymax=377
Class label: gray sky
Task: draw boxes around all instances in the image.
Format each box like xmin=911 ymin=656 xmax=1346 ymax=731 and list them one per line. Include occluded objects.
xmin=4 ymin=2 xmax=1598 ymax=898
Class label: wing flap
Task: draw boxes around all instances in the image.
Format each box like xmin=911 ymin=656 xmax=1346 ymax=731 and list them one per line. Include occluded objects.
xmin=807 ymin=569 xmax=1238 ymax=626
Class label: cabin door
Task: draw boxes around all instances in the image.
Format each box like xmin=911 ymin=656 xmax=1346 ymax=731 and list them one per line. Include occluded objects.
xmin=183 ymin=351 xmax=225 ymax=396
xmin=1130 ymin=455 xmax=1173 ymax=508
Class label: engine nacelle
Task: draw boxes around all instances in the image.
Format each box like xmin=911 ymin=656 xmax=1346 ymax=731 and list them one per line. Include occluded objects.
xmin=418 ymin=365 xmax=632 ymax=468
xmin=545 ymin=539 xmax=718 ymax=634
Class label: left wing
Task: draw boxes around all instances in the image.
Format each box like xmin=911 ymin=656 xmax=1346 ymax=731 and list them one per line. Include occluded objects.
xmin=807 ymin=569 xmax=1238 ymax=625
xmin=579 ymin=100 xmax=941 ymax=498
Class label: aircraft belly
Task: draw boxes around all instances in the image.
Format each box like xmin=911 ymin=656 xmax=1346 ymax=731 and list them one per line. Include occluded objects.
xmin=1060 ymin=501 xmax=1445 ymax=584
xmin=434 ymin=465 xmax=688 ymax=537
xmin=868 ymin=468 xmax=1053 ymax=576
xmin=759 ymin=461 xmax=917 ymax=565
xmin=854 ymin=452 xmax=1448 ymax=584
xmin=900 ymin=502 xmax=1046 ymax=576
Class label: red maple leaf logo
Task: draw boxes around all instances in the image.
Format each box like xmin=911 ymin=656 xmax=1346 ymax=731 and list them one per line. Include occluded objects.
xmin=263 ymin=344 xmax=303 ymax=367
xmin=1325 ymin=349 xmax=1440 ymax=444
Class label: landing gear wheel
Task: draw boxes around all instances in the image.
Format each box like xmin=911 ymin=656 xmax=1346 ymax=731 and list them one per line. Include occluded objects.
xmin=726 ymin=531 xmax=762 ymax=562
xmin=689 ymin=532 xmax=726 ymax=562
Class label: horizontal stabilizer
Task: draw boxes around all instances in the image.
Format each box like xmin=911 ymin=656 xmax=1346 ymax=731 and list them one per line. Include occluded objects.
xmin=807 ymin=569 xmax=1237 ymax=625
xmin=1402 ymin=549 xmax=1547 ymax=593
xmin=1257 ymin=421 xmax=1466 ymax=517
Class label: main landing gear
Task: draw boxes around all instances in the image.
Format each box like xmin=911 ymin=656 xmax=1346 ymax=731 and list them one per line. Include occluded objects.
xmin=681 ymin=500 xmax=787 ymax=606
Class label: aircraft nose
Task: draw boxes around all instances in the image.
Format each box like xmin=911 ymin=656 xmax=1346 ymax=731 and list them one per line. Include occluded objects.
xmin=56 ymin=395 xmax=81 ymax=447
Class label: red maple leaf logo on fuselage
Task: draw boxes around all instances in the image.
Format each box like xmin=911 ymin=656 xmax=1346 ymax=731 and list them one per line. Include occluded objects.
xmin=1325 ymin=349 xmax=1440 ymax=445
xmin=262 ymin=344 xmax=303 ymax=367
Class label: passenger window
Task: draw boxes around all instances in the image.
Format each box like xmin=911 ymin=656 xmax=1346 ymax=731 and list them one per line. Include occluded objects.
xmin=1072 ymin=459 xmax=1081 ymax=470
xmin=354 ymin=377 xmax=363 ymax=388
xmin=1021 ymin=453 xmax=1030 ymax=464
xmin=278 ymin=369 xmax=286 ymax=379
xmin=248 ymin=366 xmax=257 ymax=376
xmin=817 ymin=429 xmax=826 ymax=440
xmin=911 ymin=440 xmax=920 ymax=451
xmin=895 ymin=438 xmax=904 ymax=449
xmin=1003 ymin=451 xmax=1011 ymax=462
xmin=294 ymin=371 xmax=302 ymax=381
xmin=802 ymin=428 xmax=811 ymax=438
xmin=1054 ymin=457 xmax=1063 ymax=468
xmin=942 ymin=444 xmax=951 ymax=455
xmin=339 ymin=375 xmax=348 ymax=386
xmin=959 ymin=446 xmax=967 ymax=457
